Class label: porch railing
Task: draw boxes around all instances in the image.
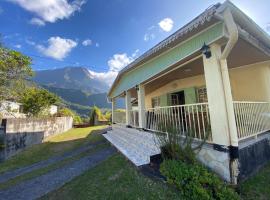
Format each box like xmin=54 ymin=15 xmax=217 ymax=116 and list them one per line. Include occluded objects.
xmin=129 ymin=110 xmax=139 ymax=128
xmin=233 ymin=101 xmax=270 ymax=140
xmin=145 ymin=103 xmax=212 ymax=141
xmin=113 ymin=111 xmax=126 ymax=124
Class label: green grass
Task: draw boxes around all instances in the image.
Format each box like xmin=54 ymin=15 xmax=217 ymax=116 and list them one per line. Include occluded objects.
xmin=0 ymin=143 xmax=110 ymax=190
xmin=43 ymin=154 xmax=181 ymax=200
xmin=239 ymin=163 xmax=270 ymax=200
xmin=0 ymin=125 xmax=107 ymax=174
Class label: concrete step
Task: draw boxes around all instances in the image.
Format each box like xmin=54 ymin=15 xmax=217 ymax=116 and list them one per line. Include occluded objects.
xmin=104 ymin=131 xmax=149 ymax=166
xmin=103 ymin=125 xmax=162 ymax=166
xmin=113 ymin=124 xmax=157 ymax=142
xmin=114 ymin=128 xmax=160 ymax=155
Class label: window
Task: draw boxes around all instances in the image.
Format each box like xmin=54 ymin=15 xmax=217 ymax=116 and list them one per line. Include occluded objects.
xmin=197 ymin=87 xmax=208 ymax=103
xmin=151 ymin=97 xmax=160 ymax=108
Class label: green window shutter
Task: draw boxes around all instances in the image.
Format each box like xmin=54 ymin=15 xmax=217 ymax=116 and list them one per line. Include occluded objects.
xmin=184 ymin=87 xmax=197 ymax=104
xmin=160 ymin=94 xmax=168 ymax=106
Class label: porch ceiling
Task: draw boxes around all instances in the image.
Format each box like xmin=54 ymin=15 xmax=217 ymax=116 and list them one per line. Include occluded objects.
xmin=144 ymin=37 xmax=270 ymax=95
xmin=145 ymin=56 xmax=204 ymax=95
xmin=227 ymin=38 xmax=270 ymax=68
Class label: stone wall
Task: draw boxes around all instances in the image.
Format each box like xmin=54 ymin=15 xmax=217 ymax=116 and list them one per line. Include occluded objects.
xmin=0 ymin=117 xmax=73 ymax=160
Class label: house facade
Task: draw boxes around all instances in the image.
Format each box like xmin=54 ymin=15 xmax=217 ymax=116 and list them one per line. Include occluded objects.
xmin=106 ymin=1 xmax=270 ymax=184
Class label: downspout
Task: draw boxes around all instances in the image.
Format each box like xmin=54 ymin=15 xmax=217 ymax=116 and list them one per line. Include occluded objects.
xmin=219 ymin=8 xmax=240 ymax=184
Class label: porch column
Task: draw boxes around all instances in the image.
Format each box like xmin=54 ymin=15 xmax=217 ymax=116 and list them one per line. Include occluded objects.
xmin=111 ymin=98 xmax=116 ymax=124
xmin=125 ymin=90 xmax=132 ymax=126
xmin=137 ymin=84 xmax=146 ymax=129
xmin=203 ymin=44 xmax=231 ymax=146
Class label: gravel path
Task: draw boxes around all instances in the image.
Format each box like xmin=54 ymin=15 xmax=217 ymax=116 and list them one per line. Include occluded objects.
xmin=0 ymin=146 xmax=116 ymax=200
xmin=0 ymin=141 xmax=107 ymax=184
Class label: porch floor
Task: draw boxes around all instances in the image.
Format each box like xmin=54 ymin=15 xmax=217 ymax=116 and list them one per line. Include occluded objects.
xmin=103 ymin=124 xmax=160 ymax=166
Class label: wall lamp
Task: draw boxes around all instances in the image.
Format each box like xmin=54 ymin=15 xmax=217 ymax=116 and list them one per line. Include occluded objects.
xmin=135 ymin=85 xmax=139 ymax=91
xmin=200 ymin=43 xmax=212 ymax=59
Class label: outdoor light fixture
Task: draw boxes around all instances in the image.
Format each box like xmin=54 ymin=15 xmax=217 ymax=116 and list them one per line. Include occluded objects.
xmin=135 ymin=85 xmax=139 ymax=91
xmin=201 ymin=43 xmax=212 ymax=59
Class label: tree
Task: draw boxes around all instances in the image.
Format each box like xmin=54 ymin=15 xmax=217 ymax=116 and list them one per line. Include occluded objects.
xmin=0 ymin=47 xmax=33 ymax=101
xmin=21 ymin=87 xmax=59 ymax=116
xmin=57 ymin=107 xmax=82 ymax=124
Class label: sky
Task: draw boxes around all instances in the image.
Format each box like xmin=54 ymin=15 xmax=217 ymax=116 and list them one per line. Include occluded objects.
xmin=0 ymin=0 xmax=269 ymax=85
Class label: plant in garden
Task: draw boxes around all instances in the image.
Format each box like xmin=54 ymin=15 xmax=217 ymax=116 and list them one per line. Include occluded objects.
xmin=57 ymin=108 xmax=82 ymax=124
xmin=154 ymin=120 xmax=210 ymax=164
xmin=160 ymin=160 xmax=239 ymax=200
xmin=89 ymin=106 xmax=108 ymax=126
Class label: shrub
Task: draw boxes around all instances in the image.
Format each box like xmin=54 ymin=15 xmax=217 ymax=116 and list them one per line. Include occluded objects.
xmin=57 ymin=108 xmax=82 ymax=124
xmin=160 ymin=159 xmax=239 ymax=200
xmin=154 ymin=121 xmax=210 ymax=164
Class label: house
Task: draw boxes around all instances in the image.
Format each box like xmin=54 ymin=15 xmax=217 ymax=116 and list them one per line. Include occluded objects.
xmin=0 ymin=101 xmax=26 ymax=119
xmin=105 ymin=1 xmax=270 ymax=184
xmin=0 ymin=101 xmax=58 ymax=118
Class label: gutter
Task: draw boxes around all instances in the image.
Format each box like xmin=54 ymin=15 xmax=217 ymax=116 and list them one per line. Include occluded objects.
xmin=217 ymin=6 xmax=240 ymax=184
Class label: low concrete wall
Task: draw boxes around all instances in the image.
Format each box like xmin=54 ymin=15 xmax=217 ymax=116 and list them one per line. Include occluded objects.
xmin=0 ymin=117 xmax=73 ymax=160
xmin=239 ymin=133 xmax=270 ymax=181
xmin=196 ymin=144 xmax=231 ymax=182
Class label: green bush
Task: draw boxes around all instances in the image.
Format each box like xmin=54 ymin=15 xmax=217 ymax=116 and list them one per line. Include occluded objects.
xmin=160 ymin=159 xmax=239 ymax=200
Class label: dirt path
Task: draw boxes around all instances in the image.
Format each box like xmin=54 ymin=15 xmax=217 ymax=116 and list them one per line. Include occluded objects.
xmin=0 ymin=141 xmax=106 ymax=184
xmin=0 ymin=146 xmax=116 ymax=200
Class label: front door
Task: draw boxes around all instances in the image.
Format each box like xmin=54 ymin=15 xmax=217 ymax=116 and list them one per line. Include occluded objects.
xmin=170 ymin=91 xmax=186 ymax=133
xmin=171 ymin=91 xmax=185 ymax=106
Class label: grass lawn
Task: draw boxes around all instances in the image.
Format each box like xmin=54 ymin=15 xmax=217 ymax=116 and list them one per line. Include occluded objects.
xmin=0 ymin=125 xmax=107 ymax=174
xmin=239 ymin=163 xmax=270 ymax=200
xmin=43 ymin=154 xmax=181 ymax=200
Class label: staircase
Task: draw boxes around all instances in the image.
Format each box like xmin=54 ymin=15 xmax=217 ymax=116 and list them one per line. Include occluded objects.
xmin=103 ymin=124 xmax=160 ymax=166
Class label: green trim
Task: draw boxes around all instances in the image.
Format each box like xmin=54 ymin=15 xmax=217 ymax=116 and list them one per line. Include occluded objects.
xmin=110 ymin=22 xmax=224 ymax=98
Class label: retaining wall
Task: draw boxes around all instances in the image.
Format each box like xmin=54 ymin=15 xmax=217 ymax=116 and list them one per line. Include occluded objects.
xmin=0 ymin=117 xmax=73 ymax=161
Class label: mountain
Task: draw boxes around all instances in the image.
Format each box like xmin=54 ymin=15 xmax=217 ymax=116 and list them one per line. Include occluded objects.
xmin=42 ymin=85 xmax=111 ymax=108
xmin=33 ymin=67 xmax=124 ymax=116
xmin=33 ymin=67 xmax=109 ymax=94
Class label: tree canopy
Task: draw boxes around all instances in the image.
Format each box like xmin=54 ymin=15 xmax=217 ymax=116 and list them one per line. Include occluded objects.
xmin=0 ymin=47 xmax=33 ymax=101
xmin=21 ymin=87 xmax=59 ymax=116
xmin=57 ymin=107 xmax=82 ymax=124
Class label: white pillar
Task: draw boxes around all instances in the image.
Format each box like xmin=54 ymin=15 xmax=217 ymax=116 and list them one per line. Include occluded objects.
xmin=203 ymin=44 xmax=231 ymax=146
xmin=137 ymin=84 xmax=146 ymax=129
xmin=220 ymin=59 xmax=238 ymax=147
xmin=111 ymin=98 xmax=116 ymax=124
xmin=125 ymin=90 xmax=132 ymax=126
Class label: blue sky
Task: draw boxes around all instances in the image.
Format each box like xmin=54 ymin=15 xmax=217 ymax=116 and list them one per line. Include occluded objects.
xmin=0 ymin=0 xmax=269 ymax=85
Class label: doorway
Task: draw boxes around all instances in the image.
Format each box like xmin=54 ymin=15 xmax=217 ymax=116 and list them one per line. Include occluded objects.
xmin=171 ymin=91 xmax=185 ymax=106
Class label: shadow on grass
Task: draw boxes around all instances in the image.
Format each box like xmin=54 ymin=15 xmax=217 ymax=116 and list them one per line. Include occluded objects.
xmin=0 ymin=126 xmax=108 ymax=174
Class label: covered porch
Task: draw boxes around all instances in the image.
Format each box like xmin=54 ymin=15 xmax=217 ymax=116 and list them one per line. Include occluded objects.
xmin=107 ymin=3 xmax=270 ymax=183
xmin=112 ymin=37 xmax=270 ymax=145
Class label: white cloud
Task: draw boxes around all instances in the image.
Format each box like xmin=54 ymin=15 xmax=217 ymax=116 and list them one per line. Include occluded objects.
xmin=266 ymin=23 xmax=270 ymax=32
xmin=158 ymin=18 xmax=174 ymax=32
xmin=89 ymin=49 xmax=140 ymax=85
xmin=82 ymin=39 xmax=92 ymax=46
xmin=30 ymin=17 xmax=45 ymax=26
xmin=108 ymin=53 xmax=135 ymax=72
xmin=25 ymin=38 xmax=36 ymax=46
xmin=14 ymin=44 xmax=21 ymax=49
xmin=8 ymin=0 xmax=85 ymax=25
xmin=96 ymin=43 xmax=100 ymax=47
xmin=144 ymin=33 xmax=155 ymax=41
xmin=88 ymin=70 xmax=118 ymax=86
xmin=36 ymin=36 xmax=77 ymax=60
